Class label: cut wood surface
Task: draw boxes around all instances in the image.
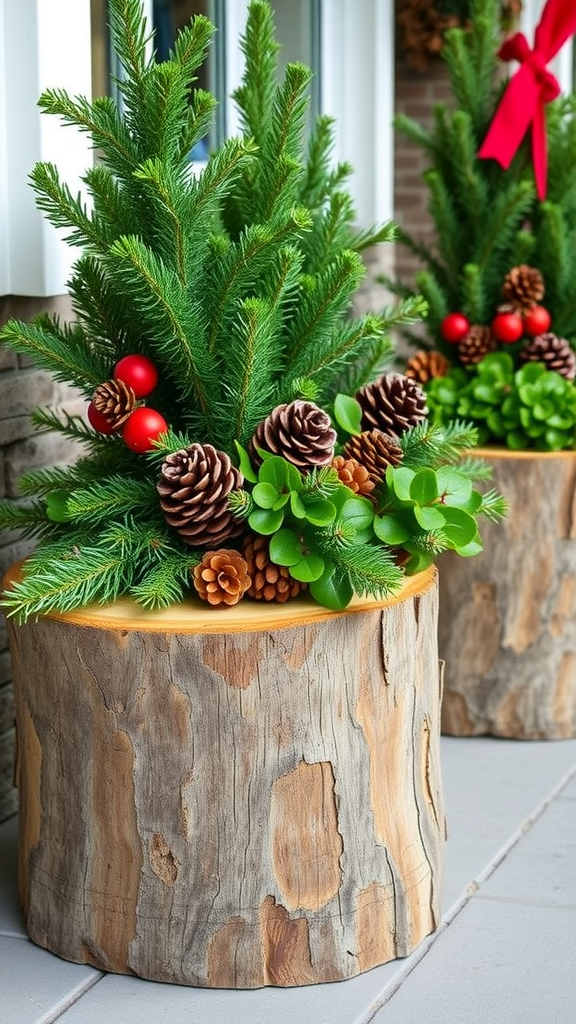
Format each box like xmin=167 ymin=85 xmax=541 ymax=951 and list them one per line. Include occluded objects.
xmin=439 ymin=448 xmax=576 ymax=740
xmin=7 ymin=564 xmax=445 ymax=988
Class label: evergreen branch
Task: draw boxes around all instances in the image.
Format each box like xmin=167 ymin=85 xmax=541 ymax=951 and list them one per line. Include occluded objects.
xmin=129 ymin=550 xmax=201 ymax=610
xmin=284 ymin=250 xmax=365 ymax=365
xmin=399 ymin=420 xmax=479 ymax=469
xmin=0 ymin=317 xmax=108 ymax=391
xmin=0 ymin=498 xmax=57 ymax=540
xmin=30 ymin=163 xmax=108 ymax=250
xmin=38 ymin=91 xmax=136 ymax=175
xmin=17 ymin=465 xmax=87 ymax=497
xmin=62 ymin=477 xmax=160 ymax=528
xmin=319 ymin=537 xmax=404 ymax=599
xmin=232 ymin=0 xmax=280 ymax=139
xmin=289 ymin=312 xmax=385 ymax=388
xmin=106 ymin=235 xmax=215 ymax=418
xmin=479 ymin=488 xmax=508 ymax=522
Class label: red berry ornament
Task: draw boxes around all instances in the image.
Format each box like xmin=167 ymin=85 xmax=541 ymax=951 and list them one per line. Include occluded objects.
xmin=87 ymin=400 xmax=117 ymax=434
xmin=441 ymin=312 xmax=470 ymax=344
xmin=522 ymin=305 xmax=551 ymax=336
xmin=122 ymin=407 xmax=168 ymax=452
xmin=491 ymin=311 xmax=523 ymax=344
xmin=114 ymin=354 xmax=159 ymax=398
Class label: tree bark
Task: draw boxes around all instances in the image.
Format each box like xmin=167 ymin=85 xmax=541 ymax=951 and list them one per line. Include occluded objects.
xmin=6 ymin=565 xmax=444 ymax=988
xmin=439 ymin=448 xmax=576 ymax=740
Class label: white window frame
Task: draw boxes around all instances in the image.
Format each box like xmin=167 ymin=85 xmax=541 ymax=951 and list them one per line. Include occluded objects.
xmin=0 ymin=0 xmax=95 ymax=297
xmin=0 ymin=0 xmax=393 ymax=299
xmin=520 ymin=0 xmax=573 ymax=93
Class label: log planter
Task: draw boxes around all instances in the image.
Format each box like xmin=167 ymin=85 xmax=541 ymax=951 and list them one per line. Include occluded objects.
xmin=439 ymin=447 xmax=576 ymax=740
xmin=5 ymin=563 xmax=445 ymax=989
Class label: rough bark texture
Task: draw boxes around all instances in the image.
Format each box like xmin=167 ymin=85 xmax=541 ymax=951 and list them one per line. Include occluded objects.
xmin=439 ymin=449 xmax=576 ymax=740
xmin=8 ymin=566 xmax=444 ymax=989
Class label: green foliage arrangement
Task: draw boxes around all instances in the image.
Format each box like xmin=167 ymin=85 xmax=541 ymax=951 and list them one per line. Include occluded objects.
xmin=389 ymin=0 xmax=576 ymax=452
xmin=0 ymin=0 xmax=504 ymax=621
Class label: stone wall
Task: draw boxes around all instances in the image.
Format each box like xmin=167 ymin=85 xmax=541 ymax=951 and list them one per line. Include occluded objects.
xmin=0 ymin=294 xmax=81 ymax=820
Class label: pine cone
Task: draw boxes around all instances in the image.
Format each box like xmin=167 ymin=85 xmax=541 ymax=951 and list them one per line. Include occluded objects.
xmin=405 ymin=349 xmax=450 ymax=383
xmin=520 ymin=332 xmax=576 ymax=381
xmin=502 ymin=264 xmax=545 ymax=311
xmin=458 ymin=325 xmax=498 ymax=366
xmin=242 ymin=534 xmax=306 ymax=603
xmin=355 ymin=373 xmax=428 ymax=434
xmin=157 ymin=444 xmax=244 ymax=546
xmin=343 ymin=430 xmax=404 ymax=485
xmin=250 ymin=400 xmax=337 ymax=469
xmin=331 ymin=455 xmax=376 ymax=497
xmin=192 ymin=549 xmax=251 ymax=607
xmin=92 ymin=378 xmax=137 ymax=430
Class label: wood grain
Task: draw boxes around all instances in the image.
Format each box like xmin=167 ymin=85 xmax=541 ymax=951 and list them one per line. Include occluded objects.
xmin=7 ymin=565 xmax=444 ymax=988
xmin=439 ymin=448 xmax=576 ymax=739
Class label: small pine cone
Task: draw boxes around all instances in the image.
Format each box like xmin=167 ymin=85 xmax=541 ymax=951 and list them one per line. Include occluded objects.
xmin=502 ymin=264 xmax=545 ymax=311
xmin=192 ymin=549 xmax=251 ymax=607
xmin=92 ymin=378 xmax=137 ymax=430
xmin=331 ymin=455 xmax=376 ymax=497
xmin=343 ymin=430 xmax=404 ymax=485
xmin=458 ymin=325 xmax=498 ymax=365
xmin=355 ymin=373 xmax=428 ymax=434
xmin=242 ymin=534 xmax=306 ymax=603
xmin=250 ymin=400 xmax=337 ymax=469
xmin=405 ymin=349 xmax=450 ymax=383
xmin=520 ymin=332 xmax=576 ymax=381
xmin=158 ymin=443 xmax=244 ymax=547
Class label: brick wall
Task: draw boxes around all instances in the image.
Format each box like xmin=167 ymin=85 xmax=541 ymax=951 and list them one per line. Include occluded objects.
xmin=0 ymin=294 xmax=81 ymax=820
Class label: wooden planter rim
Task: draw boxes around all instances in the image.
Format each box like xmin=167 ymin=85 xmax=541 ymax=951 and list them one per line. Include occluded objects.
xmin=3 ymin=562 xmax=437 ymax=635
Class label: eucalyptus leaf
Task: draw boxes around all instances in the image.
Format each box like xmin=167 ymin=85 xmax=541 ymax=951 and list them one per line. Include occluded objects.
xmin=248 ymin=507 xmax=285 ymax=534
xmin=333 ymin=393 xmax=363 ymax=435
xmin=309 ymin=563 xmax=353 ymax=611
xmin=289 ymin=551 xmax=325 ymax=582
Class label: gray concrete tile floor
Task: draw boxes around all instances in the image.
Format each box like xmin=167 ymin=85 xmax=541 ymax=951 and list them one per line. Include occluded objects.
xmin=1 ymin=735 xmax=575 ymax=1023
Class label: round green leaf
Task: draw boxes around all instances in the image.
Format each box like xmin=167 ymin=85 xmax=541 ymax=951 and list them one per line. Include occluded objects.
xmin=301 ymin=496 xmax=336 ymax=526
xmin=373 ymin=513 xmax=412 ymax=545
xmin=415 ymin=504 xmax=446 ymax=530
xmin=309 ymin=563 xmax=353 ymax=611
xmin=269 ymin=528 xmax=304 ymax=566
xmin=46 ymin=490 xmax=70 ymax=522
xmin=248 ymin=507 xmax=285 ymax=535
xmin=410 ymin=468 xmax=438 ymax=505
xmin=289 ymin=551 xmax=325 ymax=582
xmin=388 ymin=466 xmax=415 ymax=502
xmin=252 ymin=481 xmax=280 ymax=508
xmin=439 ymin=506 xmax=478 ymax=548
xmin=333 ymin=393 xmax=363 ymax=435
xmin=259 ymin=455 xmax=302 ymax=492
xmin=435 ymin=467 xmax=473 ymax=507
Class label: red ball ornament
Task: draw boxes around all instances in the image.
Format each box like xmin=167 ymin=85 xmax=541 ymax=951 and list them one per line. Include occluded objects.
xmin=114 ymin=354 xmax=159 ymax=398
xmin=491 ymin=311 xmax=523 ymax=344
xmin=522 ymin=304 xmax=551 ymax=336
xmin=87 ymin=400 xmax=117 ymax=435
xmin=441 ymin=312 xmax=470 ymax=344
xmin=122 ymin=407 xmax=168 ymax=453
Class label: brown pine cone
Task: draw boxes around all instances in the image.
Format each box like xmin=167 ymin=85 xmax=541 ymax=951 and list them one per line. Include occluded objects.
xmin=242 ymin=534 xmax=306 ymax=603
xmin=331 ymin=455 xmax=376 ymax=497
xmin=405 ymin=349 xmax=450 ymax=383
xmin=250 ymin=400 xmax=337 ymax=469
xmin=355 ymin=373 xmax=428 ymax=434
xmin=458 ymin=325 xmax=498 ymax=366
xmin=192 ymin=549 xmax=251 ymax=607
xmin=343 ymin=430 xmax=403 ymax=485
xmin=92 ymin=378 xmax=137 ymax=430
xmin=520 ymin=332 xmax=576 ymax=381
xmin=502 ymin=264 xmax=545 ymax=311
xmin=157 ymin=443 xmax=244 ymax=546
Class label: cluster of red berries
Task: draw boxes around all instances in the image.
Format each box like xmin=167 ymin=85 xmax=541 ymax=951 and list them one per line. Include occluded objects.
xmin=440 ymin=305 xmax=552 ymax=347
xmin=87 ymin=354 xmax=168 ymax=453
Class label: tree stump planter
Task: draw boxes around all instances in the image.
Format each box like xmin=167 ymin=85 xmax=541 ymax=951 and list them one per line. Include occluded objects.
xmin=5 ymin=564 xmax=444 ymax=989
xmin=439 ymin=448 xmax=576 ymax=740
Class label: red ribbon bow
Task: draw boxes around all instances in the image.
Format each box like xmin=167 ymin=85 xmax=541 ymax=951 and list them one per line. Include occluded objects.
xmin=478 ymin=0 xmax=576 ymax=199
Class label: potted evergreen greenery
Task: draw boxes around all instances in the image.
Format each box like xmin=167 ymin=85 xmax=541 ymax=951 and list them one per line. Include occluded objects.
xmin=389 ymin=0 xmax=576 ymax=739
xmin=0 ymin=0 xmax=504 ymax=988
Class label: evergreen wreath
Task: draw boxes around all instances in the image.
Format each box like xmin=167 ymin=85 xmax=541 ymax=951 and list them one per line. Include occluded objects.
xmin=389 ymin=0 xmax=576 ymax=451
xmin=0 ymin=0 xmax=504 ymax=620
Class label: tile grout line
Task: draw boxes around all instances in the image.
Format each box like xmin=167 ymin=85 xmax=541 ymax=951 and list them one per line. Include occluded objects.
xmin=354 ymin=757 xmax=576 ymax=1024
xmin=33 ymin=972 xmax=107 ymax=1024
